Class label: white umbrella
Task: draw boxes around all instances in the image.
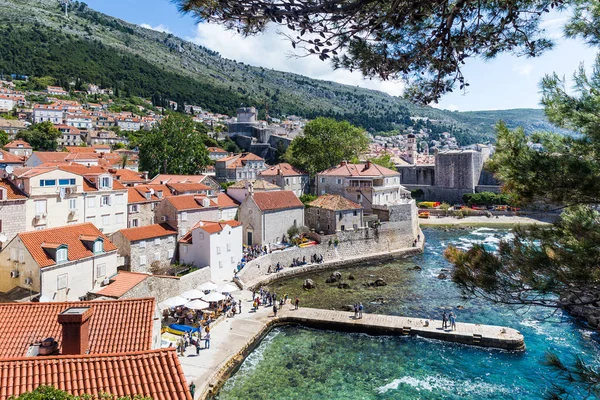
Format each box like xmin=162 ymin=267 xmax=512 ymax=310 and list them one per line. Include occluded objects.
xmin=159 ymin=296 xmax=188 ymax=308
xmin=197 ymin=281 xmax=218 ymax=292
xmin=184 ymin=299 xmax=210 ymax=310
xmin=201 ymin=292 xmax=226 ymax=302
xmin=216 ymin=283 xmax=239 ymax=293
xmin=181 ymin=289 xmax=205 ymax=300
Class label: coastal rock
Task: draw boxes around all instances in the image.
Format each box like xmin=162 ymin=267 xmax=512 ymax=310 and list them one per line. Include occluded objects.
xmin=407 ymin=265 xmax=422 ymax=271
xmin=326 ymin=271 xmax=343 ymax=283
xmin=332 ymin=271 xmax=342 ymax=280
xmin=303 ymin=279 xmax=316 ymax=289
xmin=438 ymin=273 xmax=447 ymax=279
xmin=440 ymin=268 xmax=450 ymax=272
xmin=375 ymin=278 xmax=387 ymax=287
xmin=337 ymin=282 xmax=350 ymax=289
xmin=348 ymin=274 xmax=355 ymax=280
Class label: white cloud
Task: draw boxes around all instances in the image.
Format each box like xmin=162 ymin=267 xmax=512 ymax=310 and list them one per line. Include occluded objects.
xmin=512 ymin=63 xmax=533 ymax=76
xmin=141 ymin=23 xmax=171 ymax=34
xmin=188 ymin=23 xmax=405 ymax=96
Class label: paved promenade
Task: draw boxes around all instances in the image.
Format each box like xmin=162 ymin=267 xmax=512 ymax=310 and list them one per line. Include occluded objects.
xmin=179 ymin=290 xmax=524 ymax=399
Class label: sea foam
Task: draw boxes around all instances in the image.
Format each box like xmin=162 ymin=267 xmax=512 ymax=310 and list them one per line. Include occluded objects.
xmin=376 ymin=375 xmax=512 ymax=396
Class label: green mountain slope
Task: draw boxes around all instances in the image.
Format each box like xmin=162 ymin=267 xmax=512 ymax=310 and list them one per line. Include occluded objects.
xmin=0 ymin=0 xmax=567 ymax=144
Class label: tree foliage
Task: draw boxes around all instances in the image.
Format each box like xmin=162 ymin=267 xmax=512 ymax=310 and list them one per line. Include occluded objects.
xmin=176 ymin=0 xmax=562 ymax=103
xmin=367 ymin=153 xmax=396 ymax=171
xmin=16 ymin=121 xmax=61 ymax=151
xmin=286 ymin=117 xmax=368 ymax=176
xmin=0 ymin=130 xmax=8 ymax=147
xmin=462 ymin=191 xmax=514 ymax=206
xmin=139 ymin=114 xmax=209 ymax=176
xmin=8 ymin=385 xmax=152 ymax=400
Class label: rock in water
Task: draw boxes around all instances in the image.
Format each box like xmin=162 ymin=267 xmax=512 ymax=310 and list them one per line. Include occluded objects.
xmin=341 ymin=304 xmax=354 ymax=311
xmin=407 ymin=265 xmax=422 ymax=271
xmin=326 ymin=271 xmax=343 ymax=283
xmin=348 ymin=274 xmax=355 ymax=280
xmin=303 ymin=279 xmax=316 ymax=289
xmin=438 ymin=273 xmax=447 ymax=279
xmin=332 ymin=271 xmax=342 ymax=280
xmin=337 ymin=282 xmax=350 ymax=289
xmin=374 ymin=278 xmax=387 ymax=287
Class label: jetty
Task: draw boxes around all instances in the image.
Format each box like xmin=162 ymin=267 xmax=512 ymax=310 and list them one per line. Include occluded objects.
xmin=185 ymin=298 xmax=525 ymax=399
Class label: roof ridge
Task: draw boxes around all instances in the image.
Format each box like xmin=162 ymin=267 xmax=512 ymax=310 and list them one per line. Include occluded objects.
xmin=0 ymin=297 xmax=156 ymax=308
xmin=0 ymin=347 xmax=176 ymax=362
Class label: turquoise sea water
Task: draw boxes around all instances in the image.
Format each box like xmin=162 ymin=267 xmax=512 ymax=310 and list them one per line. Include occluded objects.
xmin=217 ymin=228 xmax=600 ymax=399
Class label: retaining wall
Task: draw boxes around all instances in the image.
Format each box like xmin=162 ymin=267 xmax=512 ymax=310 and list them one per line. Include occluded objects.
xmin=120 ymin=267 xmax=211 ymax=303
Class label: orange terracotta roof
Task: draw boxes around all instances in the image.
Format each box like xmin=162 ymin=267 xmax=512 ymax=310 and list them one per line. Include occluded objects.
xmin=228 ymin=179 xmax=280 ymax=190
xmin=166 ymin=194 xmax=217 ymax=211
xmin=30 ymin=152 xmax=69 ymax=164
xmin=64 ymin=146 xmax=93 ymax=153
xmin=0 ymin=349 xmax=191 ymax=400
xmin=83 ymin=178 xmax=97 ymax=192
xmin=58 ymin=164 xmax=106 ymax=175
xmin=92 ymin=144 xmax=111 ymax=149
xmin=117 ymin=223 xmax=177 ymax=242
xmin=0 ymin=179 xmax=27 ymax=200
xmin=95 ymin=271 xmax=149 ymax=298
xmin=0 ymin=149 xmax=25 ymax=164
xmin=181 ymin=220 xmax=241 ymax=241
xmin=251 ymin=190 xmax=303 ymax=211
xmin=4 ymin=140 xmax=31 ymax=149
xmin=112 ymin=168 xmax=147 ymax=183
xmin=18 ymin=223 xmax=117 ymax=268
xmin=207 ymin=147 xmax=227 ymax=153
xmin=217 ymin=192 xmax=239 ymax=208
xmin=166 ymin=182 xmax=211 ymax=192
xmin=308 ymin=194 xmax=362 ymax=211
xmin=259 ymin=162 xmax=307 ymax=177
xmin=149 ymin=174 xmax=208 ymax=185
xmin=318 ymin=162 xmax=399 ymax=177
xmin=127 ymin=185 xmax=171 ymax=204
xmin=0 ymin=298 xmax=155 ymax=358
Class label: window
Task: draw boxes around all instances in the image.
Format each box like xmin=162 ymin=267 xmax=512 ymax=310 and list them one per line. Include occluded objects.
xmin=167 ymin=249 xmax=174 ymax=258
xmin=115 ymin=213 xmax=124 ymax=224
xmin=183 ymin=245 xmax=188 ymax=254
xmin=226 ymin=243 xmax=231 ymax=252
xmin=102 ymin=215 xmax=110 ymax=226
xmin=34 ymin=200 xmax=47 ymax=214
xmin=101 ymin=195 xmax=111 ymax=207
xmin=321 ymin=190 xmax=325 ymax=195
xmin=353 ymin=210 xmax=358 ymax=216
xmin=219 ymin=260 xmax=223 ymax=268
xmin=139 ymin=255 xmax=147 ymax=265
xmin=181 ymin=212 xmax=187 ymax=221
xmin=320 ymin=177 xmax=325 ymax=183
xmin=57 ymin=274 xmax=68 ymax=290
xmin=68 ymin=198 xmax=77 ymax=211
xmin=285 ymin=178 xmax=289 ymax=185
xmin=100 ymin=176 xmax=111 ymax=188
xmin=59 ymin=178 xmax=76 ymax=186
xmin=56 ymin=248 xmax=68 ymax=263
xmin=115 ymin=194 xmax=124 ymax=205
xmin=86 ymin=215 xmax=95 ymax=225
xmin=154 ymin=238 xmax=160 ymax=246
xmin=168 ymin=236 xmax=174 ymax=243
xmin=341 ymin=225 xmax=345 ymax=231
xmin=131 ymin=219 xmax=139 ymax=227
xmin=93 ymin=241 xmax=103 ymax=253
xmin=154 ymin=252 xmax=161 ymax=261
xmin=18 ymin=249 xmax=25 ymax=263
xmin=216 ymin=246 xmax=221 ymax=255
xmin=87 ymin=197 xmax=96 ymax=208
xmin=130 ymin=204 xmax=138 ymax=213
xmin=357 ymin=194 xmax=362 ymax=202
xmin=39 ymin=179 xmax=56 ymax=187
xmin=231 ymin=256 xmax=235 ymax=264
xmin=96 ymin=263 xmax=106 ymax=278
xmin=139 ymin=240 xmax=146 ymax=248
xmin=10 ymin=248 xmax=17 ymax=260
xmin=337 ymin=179 xmax=342 ymax=185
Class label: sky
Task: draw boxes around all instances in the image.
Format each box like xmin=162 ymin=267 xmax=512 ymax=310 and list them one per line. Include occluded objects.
xmin=83 ymin=0 xmax=597 ymax=112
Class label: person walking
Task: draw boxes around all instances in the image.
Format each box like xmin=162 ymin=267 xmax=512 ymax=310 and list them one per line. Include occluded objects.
xmin=442 ymin=311 xmax=448 ymax=329
xmin=358 ymin=303 xmax=364 ymax=318
xmin=353 ymin=303 xmax=358 ymax=319
xmin=449 ymin=312 xmax=456 ymax=330
xmin=196 ymin=339 xmax=201 ymax=355
xmin=189 ymin=382 xmax=196 ymax=399
xmin=238 ymin=301 xmax=242 ymax=314
xmin=204 ymin=331 xmax=211 ymax=349
xmin=294 ymin=297 xmax=300 ymax=310
xmin=273 ymin=304 xmax=278 ymax=317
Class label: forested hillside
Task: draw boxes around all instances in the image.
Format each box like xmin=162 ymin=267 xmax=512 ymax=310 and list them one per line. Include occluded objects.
xmin=0 ymin=0 xmax=568 ymax=144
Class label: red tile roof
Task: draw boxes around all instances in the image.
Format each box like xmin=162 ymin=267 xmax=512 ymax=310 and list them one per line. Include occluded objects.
xmin=166 ymin=194 xmax=217 ymax=211
xmin=251 ymin=190 xmax=303 ymax=211
xmin=180 ymin=220 xmax=241 ymax=243
xmin=18 ymin=223 xmax=117 ymax=268
xmin=228 ymin=179 xmax=280 ymax=190
xmin=64 ymin=146 xmax=93 ymax=153
xmin=259 ymin=162 xmax=307 ymax=177
xmin=117 ymin=223 xmax=177 ymax=242
xmin=95 ymin=271 xmax=149 ymax=298
xmin=207 ymin=147 xmax=227 ymax=153
xmin=112 ymin=168 xmax=148 ymax=184
xmin=0 ymin=149 xmax=25 ymax=164
xmin=0 ymin=178 xmax=27 ymax=200
xmin=0 ymin=298 xmax=155 ymax=358
xmin=166 ymin=182 xmax=211 ymax=193
xmin=0 ymin=348 xmax=191 ymax=400
xmin=30 ymin=152 xmax=70 ymax=164
xmin=128 ymin=185 xmax=172 ymax=204
xmin=217 ymin=193 xmax=239 ymax=208
xmin=4 ymin=140 xmax=31 ymax=149
xmin=318 ymin=162 xmax=399 ymax=177
xmin=149 ymin=174 xmax=208 ymax=185
xmin=308 ymin=194 xmax=362 ymax=211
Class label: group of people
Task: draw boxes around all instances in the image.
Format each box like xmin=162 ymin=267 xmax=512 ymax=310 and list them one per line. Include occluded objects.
xmin=174 ymin=326 xmax=212 ymax=356
xmin=442 ymin=311 xmax=457 ymax=330
xmin=353 ymin=303 xmax=364 ymax=319
xmin=267 ymin=263 xmax=284 ymax=273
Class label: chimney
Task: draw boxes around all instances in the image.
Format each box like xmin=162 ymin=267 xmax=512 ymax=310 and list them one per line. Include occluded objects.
xmin=366 ymin=160 xmax=372 ymax=168
xmin=57 ymin=306 xmax=94 ymax=355
xmin=340 ymin=161 xmax=347 ymax=166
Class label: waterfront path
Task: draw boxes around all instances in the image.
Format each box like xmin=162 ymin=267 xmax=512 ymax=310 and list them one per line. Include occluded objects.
xmin=181 ymin=292 xmax=525 ymax=399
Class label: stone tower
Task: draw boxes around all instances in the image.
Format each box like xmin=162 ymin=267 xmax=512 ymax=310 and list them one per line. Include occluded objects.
xmin=406 ymin=134 xmax=417 ymax=165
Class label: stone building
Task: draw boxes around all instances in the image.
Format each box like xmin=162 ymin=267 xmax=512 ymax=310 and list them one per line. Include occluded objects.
xmin=149 ymin=174 xmax=221 ymax=192
xmin=127 ymin=184 xmax=171 ymax=228
xmin=214 ymin=152 xmax=267 ymax=183
xmin=305 ymin=194 xmax=364 ymax=235
xmin=226 ymin=179 xmax=281 ymax=204
xmin=0 ymin=149 xmax=25 ymax=174
xmin=0 ymin=179 xmax=27 ymax=249
xmin=258 ymin=163 xmax=309 ymax=197
xmin=178 ymin=220 xmax=242 ymax=283
xmin=316 ymin=161 xmax=410 ymax=214
xmin=155 ymin=194 xmax=219 ymax=238
xmin=397 ymin=145 xmax=500 ymax=203
xmin=0 ymin=223 xmax=118 ymax=301
xmin=4 ymin=140 xmax=32 ymax=158
xmin=207 ymin=147 xmax=229 ymax=161
xmin=110 ymin=223 xmax=177 ymax=273
xmin=238 ymin=190 xmax=304 ymax=246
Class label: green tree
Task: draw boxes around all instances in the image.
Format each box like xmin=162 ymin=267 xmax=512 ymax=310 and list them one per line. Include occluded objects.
xmin=176 ymin=0 xmax=559 ymax=103
xmin=17 ymin=122 xmax=61 ymax=151
xmin=139 ymin=114 xmax=209 ymax=176
xmin=286 ymin=117 xmax=368 ymax=176
xmin=0 ymin=130 xmax=8 ymax=147
xmin=9 ymin=385 xmax=153 ymax=399
xmin=299 ymin=193 xmax=317 ymax=206
xmin=368 ymin=154 xmax=396 ymax=171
